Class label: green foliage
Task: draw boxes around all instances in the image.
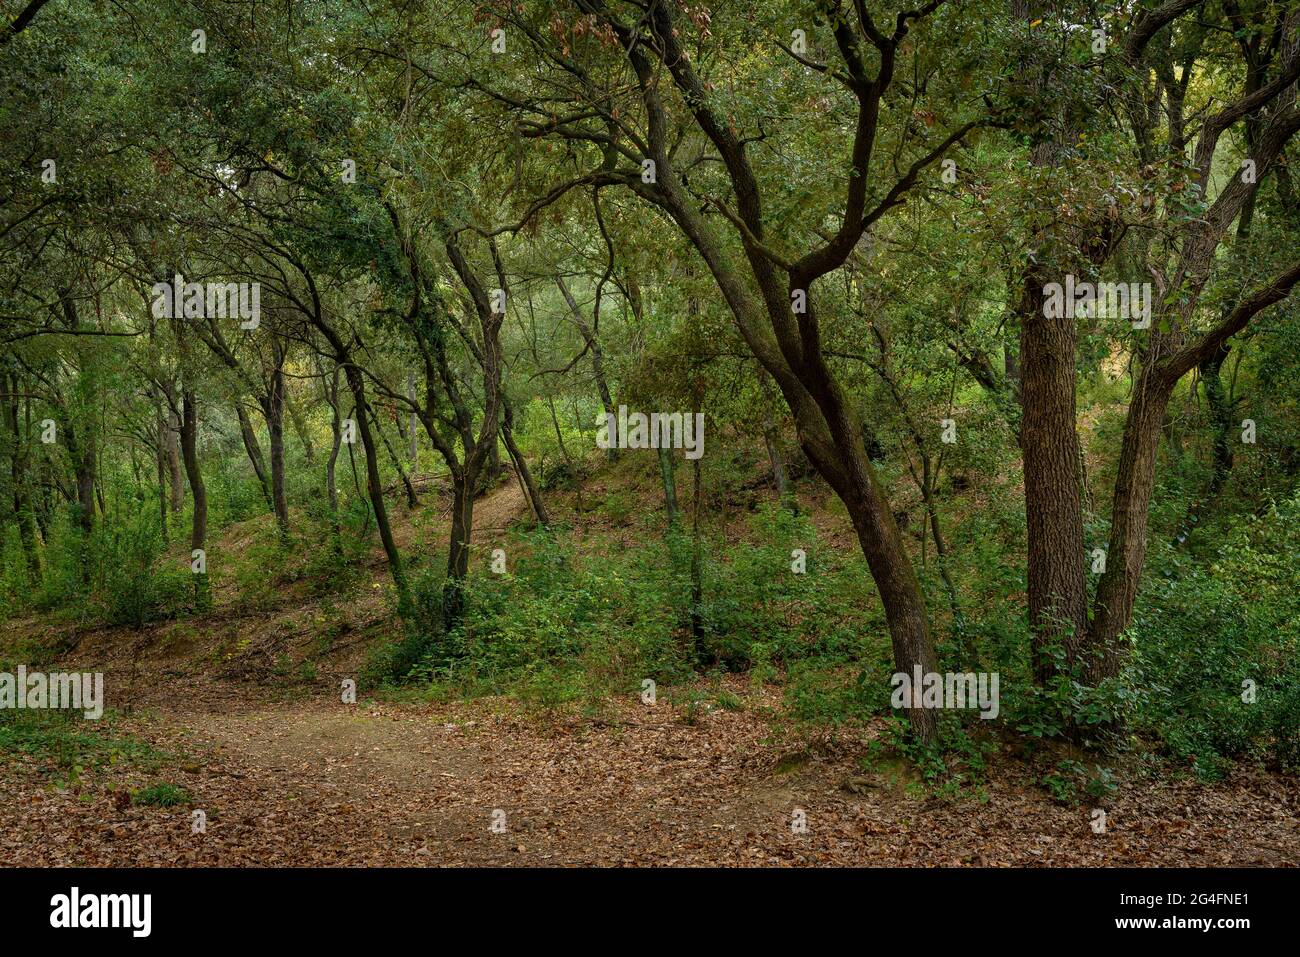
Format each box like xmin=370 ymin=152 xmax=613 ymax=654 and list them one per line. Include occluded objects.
xmin=131 ymin=782 xmax=193 ymax=807
xmin=1132 ymin=493 xmax=1300 ymax=778
xmin=9 ymin=508 xmax=188 ymax=628
xmin=0 ymin=710 xmax=162 ymax=786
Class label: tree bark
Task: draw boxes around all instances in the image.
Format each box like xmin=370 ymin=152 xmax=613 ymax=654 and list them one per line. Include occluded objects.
xmin=180 ymin=389 xmax=209 ymax=607
xmin=502 ymin=398 xmax=548 ymax=527
xmin=343 ymin=364 xmax=408 ymax=603
xmin=236 ymin=403 xmax=273 ymax=511
xmin=1018 ymin=277 xmax=1089 ymax=681
xmin=266 ymin=360 xmax=289 ymax=536
xmin=165 ymin=406 xmax=184 ymax=513
xmin=6 ymin=373 xmax=40 ymax=582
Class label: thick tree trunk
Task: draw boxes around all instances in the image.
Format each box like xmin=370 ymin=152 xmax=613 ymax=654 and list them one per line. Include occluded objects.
xmin=443 ymin=468 xmax=475 ymax=630
xmin=1018 ymin=277 xmax=1089 ymax=681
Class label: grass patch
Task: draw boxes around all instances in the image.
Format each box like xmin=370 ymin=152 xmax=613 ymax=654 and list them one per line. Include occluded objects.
xmin=131 ymin=782 xmax=193 ymax=807
xmin=0 ymin=710 xmax=165 ymax=783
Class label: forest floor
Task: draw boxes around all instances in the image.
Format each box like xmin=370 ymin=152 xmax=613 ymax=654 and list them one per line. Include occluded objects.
xmin=3 ymin=476 xmax=1298 ymax=867
xmin=3 ymin=675 xmax=1297 ymax=866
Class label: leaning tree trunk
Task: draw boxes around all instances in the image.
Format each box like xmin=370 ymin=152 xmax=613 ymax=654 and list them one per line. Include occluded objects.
xmin=1086 ymin=371 xmax=1176 ymax=682
xmin=236 ymin=403 xmax=273 ymax=512
xmin=501 ymin=399 xmax=548 ymax=527
xmin=342 ymin=365 xmax=407 ymax=605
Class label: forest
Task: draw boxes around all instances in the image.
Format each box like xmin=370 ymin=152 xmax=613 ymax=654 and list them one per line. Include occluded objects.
xmin=2 ymin=0 xmax=1299 ymax=871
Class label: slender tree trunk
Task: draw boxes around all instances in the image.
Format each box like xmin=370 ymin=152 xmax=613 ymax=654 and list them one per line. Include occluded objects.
xmin=324 ymin=366 xmax=342 ymax=551
xmin=1087 ymin=372 xmax=1176 ymax=681
xmin=63 ymin=422 xmax=96 ymax=537
xmin=267 ymin=363 xmax=289 ymax=536
xmin=7 ymin=374 xmax=40 ymax=582
xmin=407 ymin=373 xmax=418 ymax=467
xmin=689 ymin=447 xmax=704 ymax=660
xmin=343 ymin=365 xmax=407 ymax=603
xmin=180 ymin=389 xmax=209 ymax=607
xmin=658 ymin=445 xmax=679 ymax=528
xmin=1199 ymin=341 xmax=1235 ymax=500
xmin=236 ymin=403 xmax=273 ymax=511
xmin=166 ymin=406 xmax=184 ymax=513
xmin=370 ymin=405 xmax=418 ymax=509
xmin=502 ymin=399 xmax=548 ymax=527
xmin=154 ymin=404 xmax=169 ymax=547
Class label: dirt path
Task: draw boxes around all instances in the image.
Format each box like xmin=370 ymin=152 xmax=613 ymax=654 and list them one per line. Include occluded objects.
xmin=3 ymin=676 xmax=1298 ymax=867
xmin=4 ymin=478 xmax=1298 ymax=867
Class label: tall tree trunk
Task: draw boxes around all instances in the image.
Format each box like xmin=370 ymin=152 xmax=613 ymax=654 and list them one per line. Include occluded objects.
xmin=502 ymin=399 xmax=548 ymax=527
xmin=1199 ymin=340 xmax=1235 ymax=500
xmin=154 ymin=403 xmax=169 ymax=547
xmin=689 ymin=446 xmax=704 ymax=660
xmin=63 ymin=421 xmax=96 ymax=538
xmin=166 ymin=406 xmax=184 ymax=513
xmin=343 ymin=365 xmax=407 ymax=604
xmin=443 ymin=466 xmax=475 ymax=630
xmin=180 ymin=389 xmax=209 ymax=607
xmin=324 ymin=365 xmax=342 ymax=551
xmin=658 ymin=445 xmax=679 ymax=528
xmin=407 ymin=372 xmax=419 ymax=467
xmin=236 ymin=403 xmax=273 ymax=511
xmin=1087 ymin=372 xmax=1175 ymax=681
xmin=267 ymin=361 xmax=290 ymax=536
xmin=370 ymin=405 xmax=418 ymax=509
xmin=1018 ymin=278 xmax=1089 ymax=681
xmin=7 ymin=374 xmax=40 ymax=582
